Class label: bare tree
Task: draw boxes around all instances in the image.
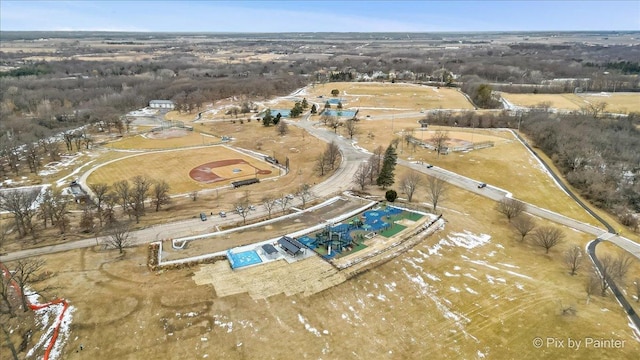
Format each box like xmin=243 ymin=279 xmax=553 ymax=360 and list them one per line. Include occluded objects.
xmin=296 ymin=183 xmax=313 ymax=209
xmin=24 ymin=143 xmax=41 ymax=174
xmin=0 ymin=266 xmax=16 ymax=317
xmin=12 ymin=258 xmax=45 ymax=312
xmin=102 ymin=193 xmax=118 ymax=226
xmin=113 ymin=180 xmax=132 ymax=218
xmin=367 ymin=148 xmax=383 ymax=185
xmin=585 ymin=271 xmax=600 ymax=304
xmin=0 ymin=321 xmax=19 ymax=360
xmin=190 ymin=190 xmax=199 ymax=201
xmin=50 ymin=188 xmax=69 ymax=234
xmin=278 ymin=195 xmax=290 ymax=215
xmin=344 ymin=119 xmax=358 ymax=139
xmin=0 ymin=188 xmax=40 ymax=239
xmin=104 ymin=221 xmax=132 ymax=254
xmin=152 ymin=180 xmax=171 ymax=212
xmin=325 ymin=141 xmax=340 ymax=170
xmin=131 ymin=175 xmax=151 ymax=221
xmin=564 ymin=245 xmax=583 ymax=275
xmin=233 ymin=194 xmax=251 ymax=224
xmin=262 ymin=195 xmax=277 ymax=219
xmin=426 ymin=176 xmax=447 ymax=212
xmin=352 ymin=162 xmax=370 ymax=191
xmin=276 ymin=120 xmax=288 ymax=136
xmin=79 ymin=205 xmax=95 ymax=233
xmin=430 ymin=130 xmax=450 ymax=158
xmin=497 ymin=198 xmax=526 ymax=222
xmin=583 ymin=101 xmax=607 ymax=118
xmin=0 ymin=222 xmax=7 ymax=251
xmin=400 ymin=170 xmax=422 ymax=202
xmin=511 ymin=215 xmax=536 ymax=242
xmin=89 ymin=183 xmax=110 ymax=227
xmin=328 ymin=117 xmax=340 ymax=133
xmin=315 ymin=152 xmax=329 ymax=176
xmin=532 ymin=226 xmax=564 ymax=254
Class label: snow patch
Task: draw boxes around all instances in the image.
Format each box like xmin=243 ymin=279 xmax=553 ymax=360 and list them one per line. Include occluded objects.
xmin=297 ymin=314 xmax=322 ymax=337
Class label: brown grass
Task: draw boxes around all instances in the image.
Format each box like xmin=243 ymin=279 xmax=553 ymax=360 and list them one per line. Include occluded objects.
xmin=108 ymin=131 xmax=218 ymax=150
xmin=579 ymin=93 xmax=640 ymax=114
xmin=501 ymin=92 xmax=640 ymax=114
xmin=349 ymin=117 xmax=600 ymax=226
xmin=21 ymin=183 xmax=638 ymax=360
xmin=306 ymin=82 xmax=475 ymax=112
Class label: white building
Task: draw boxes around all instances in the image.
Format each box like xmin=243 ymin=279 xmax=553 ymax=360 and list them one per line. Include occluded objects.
xmin=149 ymin=100 xmax=175 ymax=110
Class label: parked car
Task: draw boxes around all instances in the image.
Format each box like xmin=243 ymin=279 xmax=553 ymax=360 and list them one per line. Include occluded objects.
xmin=199 ymin=212 xmax=207 ymax=221
xmin=286 ymin=194 xmax=295 ymax=200
xmin=219 ymin=211 xmax=227 ymax=218
xmin=478 ymin=183 xmax=487 ymax=189
xmin=248 ymin=205 xmax=256 ymax=211
xmin=425 ymin=164 xmax=434 ymax=168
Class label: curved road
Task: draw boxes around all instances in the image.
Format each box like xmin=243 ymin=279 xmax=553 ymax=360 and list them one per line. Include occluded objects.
xmin=2 ymin=115 xmax=639 ymax=264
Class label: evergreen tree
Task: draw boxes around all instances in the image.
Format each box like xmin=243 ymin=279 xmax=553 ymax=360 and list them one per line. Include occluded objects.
xmin=262 ymin=109 xmax=273 ymax=126
xmin=324 ymin=101 xmax=331 ymax=109
xmin=337 ymin=101 xmax=343 ymax=109
xmin=311 ymin=104 xmax=317 ymax=114
xmin=290 ymin=102 xmax=303 ymax=117
xmin=376 ymin=143 xmax=397 ymax=189
xmin=273 ymin=113 xmax=282 ymax=125
xmin=301 ymin=98 xmax=309 ymax=109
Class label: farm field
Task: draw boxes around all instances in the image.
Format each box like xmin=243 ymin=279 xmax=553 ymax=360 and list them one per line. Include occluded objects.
xmin=29 ymin=184 xmax=639 ymax=360
xmin=501 ymin=92 xmax=640 ymax=114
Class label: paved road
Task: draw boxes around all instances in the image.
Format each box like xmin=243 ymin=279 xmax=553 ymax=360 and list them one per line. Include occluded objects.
xmin=2 ymin=116 xmax=639 ymax=265
xmin=587 ymin=239 xmax=640 ymax=332
xmin=0 ymin=116 xmax=365 ymax=262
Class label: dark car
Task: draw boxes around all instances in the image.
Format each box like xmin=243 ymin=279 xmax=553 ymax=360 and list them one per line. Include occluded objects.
xmin=478 ymin=183 xmax=487 ymax=189
xmin=200 ymin=212 xmax=207 ymax=221
xmin=425 ymin=164 xmax=434 ymax=168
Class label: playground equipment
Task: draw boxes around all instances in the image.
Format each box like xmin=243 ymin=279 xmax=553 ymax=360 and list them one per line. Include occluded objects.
xmin=310 ymin=223 xmax=355 ymax=257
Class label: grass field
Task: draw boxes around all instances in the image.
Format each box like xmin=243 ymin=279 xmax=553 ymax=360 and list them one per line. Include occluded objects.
xmin=108 ymin=130 xmax=219 ymax=150
xmin=305 ymin=82 xmax=475 ymax=112
xmin=501 ymin=92 xmax=640 ymax=114
xmin=579 ymin=92 xmax=640 ymax=114
xmin=348 ymin=116 xmax=600 ymax=226
xmin=21 ymin=182 xmax=638 ymax=360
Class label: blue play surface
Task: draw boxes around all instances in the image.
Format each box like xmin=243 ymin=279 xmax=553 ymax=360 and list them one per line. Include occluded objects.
xmin=300 ymin=206 xmax=406 ymax=259
xmin=324 ymin=109 xmax=356 ymax=117
xmin=327 ymin=98 xmax=345 ymax=104
xmin=227 ymin=250 xmax=263 ymax=269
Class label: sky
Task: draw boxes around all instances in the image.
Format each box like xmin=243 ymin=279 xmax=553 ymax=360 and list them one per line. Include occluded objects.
xmin=1 ymin=1 xmax=639 ymax=32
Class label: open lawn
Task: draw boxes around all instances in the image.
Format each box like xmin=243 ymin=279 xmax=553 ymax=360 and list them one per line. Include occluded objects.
xmin=305 ymin=82 xmax=475 ymax=112
xmin=350 ymin=117 xmax=600 ymax=226
xmin=108 ymin=130 xmax=219 ymax=150
xmin=501 ymin=93 xmax=586 ymax=110
xmin=579 ymin=92 xmax=640 ymax=114
xmin=501 ymin=92 xmax=640 ymax=114
xmin=18 ymin=182 xmax=638 ymax=360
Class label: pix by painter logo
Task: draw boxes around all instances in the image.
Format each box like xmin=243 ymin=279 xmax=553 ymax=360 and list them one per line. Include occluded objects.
xmin=532 ymin=336 xmax=625 ymax=350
